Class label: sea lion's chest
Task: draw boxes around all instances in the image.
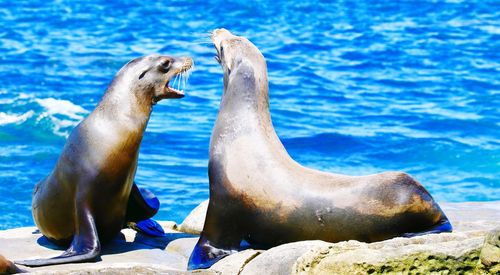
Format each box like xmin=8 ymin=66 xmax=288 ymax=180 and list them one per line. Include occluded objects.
xmin=58 ymin=117 xmax=141 ymax=188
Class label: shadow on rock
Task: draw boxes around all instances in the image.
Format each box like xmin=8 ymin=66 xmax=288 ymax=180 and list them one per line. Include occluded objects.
xmin=35 ymin=230 xmax=196 ymax=258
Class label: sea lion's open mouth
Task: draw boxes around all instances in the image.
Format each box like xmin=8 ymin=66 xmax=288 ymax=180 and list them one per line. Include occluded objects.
xmin=164 ymin=82 xmax=185 ymax=98
xmin=161 ymin=58 xmax=193 ymax=100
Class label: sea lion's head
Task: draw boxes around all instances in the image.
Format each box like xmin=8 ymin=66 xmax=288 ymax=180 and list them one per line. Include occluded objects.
xmin=211 ymin=29 xmax=267 ymax=94
xmin=117 ymin=54 xmax=193 ymax=105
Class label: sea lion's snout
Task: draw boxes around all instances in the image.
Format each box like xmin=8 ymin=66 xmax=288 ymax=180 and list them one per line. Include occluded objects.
xmin=211 ymin=28 xmax=232 ymax=46
xmin=211 ymin=28 xmax=235 ymax=62
xmin=155 ymin=56 xmax=193 ymax=102
xmin=171 ymin=56 xmax=193 ymax=74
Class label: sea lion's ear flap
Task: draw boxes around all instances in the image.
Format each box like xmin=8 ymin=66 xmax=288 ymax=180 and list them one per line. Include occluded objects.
xmin=138 ymin=70 xmax=147 ymax=80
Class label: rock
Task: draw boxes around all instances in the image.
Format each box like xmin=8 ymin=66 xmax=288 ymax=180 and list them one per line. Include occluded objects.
xmin=0 ymin=225 xmax=214 ymax=274
xmin=0 ymin=201 xmax=498 ymax=274
xmin=292 ymin=232 xmax=487 ymax=274
xmin=210 ymin=249 xmax=261 ymax=275
xmin=178 ymin=200 xmax=209 ymax=235
xmin=441 ymin=201 xmax=500 ymax=232
xmin=166 ymin=237 xmax=200 ymax=264
xmin=241 ymin=241 xmax=331 ymax=275
xmin=480 ymin=227 xmax=500 ymax=273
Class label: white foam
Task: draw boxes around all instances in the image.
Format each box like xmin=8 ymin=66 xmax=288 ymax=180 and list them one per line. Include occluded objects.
xmin=18 ymin=92 xmax=30 ymax=99
xmin=478 ymin=25 xmax=500 ymax=35
xmin=0 ymin=111 xmax=34 ymax=126
xmin=35 ymin=98 xmax=88 ymax=120
xmin=35 ymin=98 xmax=89 ymax=137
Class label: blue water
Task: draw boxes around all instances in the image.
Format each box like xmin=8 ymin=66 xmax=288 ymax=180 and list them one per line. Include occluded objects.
xmin=1 ymin=1 xmax=499 ymax=230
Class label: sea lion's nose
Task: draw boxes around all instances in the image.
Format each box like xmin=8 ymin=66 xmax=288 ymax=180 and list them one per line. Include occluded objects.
xmin=211 ymin=28 xmax=231 ymax=41
xmin=212 ymin=28 xmax=225 ymax=36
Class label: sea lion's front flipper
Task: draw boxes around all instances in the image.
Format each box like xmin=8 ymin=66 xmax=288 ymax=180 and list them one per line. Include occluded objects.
xmin=16 ymin=207 xmax=101 ymax=267
xmin=125 ymin=182 xmax=160 ymax=223
xmin=188 ymin=235 xmax=238 ymax=270
xmin=188 ymin=195 xmax=243 ymax=269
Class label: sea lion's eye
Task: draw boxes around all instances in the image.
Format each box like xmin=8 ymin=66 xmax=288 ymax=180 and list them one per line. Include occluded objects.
xmin=220 ymin=46 xmax=224 ymax=56
xmin=162 ymin=60 xmax=171 ymax=68
xmin=159 ymin=59 xmax=171 ymax=73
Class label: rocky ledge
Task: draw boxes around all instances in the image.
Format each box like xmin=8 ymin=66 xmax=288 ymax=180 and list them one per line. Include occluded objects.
xmin=0 ymin=201 xmax=499 ymax=274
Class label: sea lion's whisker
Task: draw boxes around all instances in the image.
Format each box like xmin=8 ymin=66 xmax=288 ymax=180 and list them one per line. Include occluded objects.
xmin=173 ymin=74 xmax=179 ymax=91
xmin=190 ymin=62 xmax=195 ymax=73
xmin=184 ymin=71 xmax=191 ymax=83
xmin=183 ymin=72 xmax=187 ymax=91
xmin=176 ymin=74 xmax=182 ymax=92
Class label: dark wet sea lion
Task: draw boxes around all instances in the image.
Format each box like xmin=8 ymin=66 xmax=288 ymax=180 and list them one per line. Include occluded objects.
xmin=16 ymin=54 xmax=193 ymax=267
xmin=0 ymin=255 xmax=23 ymax=274
xmin=188 ymin=29 xmax=452 ymax=269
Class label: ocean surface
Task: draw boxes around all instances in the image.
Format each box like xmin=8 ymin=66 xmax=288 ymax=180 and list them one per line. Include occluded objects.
xmin=0 ymin=1 xmax=499 ymax=230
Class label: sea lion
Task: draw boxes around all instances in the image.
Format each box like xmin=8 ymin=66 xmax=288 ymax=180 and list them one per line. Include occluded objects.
xmin=188 ymin=29 xmax=452 ymax=269
xmin=16 ymin=54 xmax=193 ymax=267
xmin=0 ymin=255 xmax=23 ymax=274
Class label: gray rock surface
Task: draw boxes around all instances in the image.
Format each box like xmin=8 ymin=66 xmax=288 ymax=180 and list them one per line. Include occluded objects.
xmin=441 ymin=201 xmax=500 ymax=232
xmin=292 ymin=231 xmax=486 ymax=274
xmin=178 ymin=200 xmax=209 ymax=235
xmin=480 ymin=227 xmax=500 ymax=273
xmin=165 ymin=237 xmax=199 ymax=267
xmin=211 ymin=249 xmax=261 ymax=275
xmin=0 ymin=227 xmax=213 ymax=274
xmin=241 ymin=241 xmax=330 ymax=275
xmin=0 ymin=201 xmax=498 ymax=274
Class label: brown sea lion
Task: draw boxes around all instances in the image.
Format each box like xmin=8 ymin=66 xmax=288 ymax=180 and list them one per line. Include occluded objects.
xmin=16 ymin=54 xmax=193 ymax=267
xmin=188 ymin=29 xmax=452 ymax=269
xmin=0 ymin=255 xmax=23 ymax=274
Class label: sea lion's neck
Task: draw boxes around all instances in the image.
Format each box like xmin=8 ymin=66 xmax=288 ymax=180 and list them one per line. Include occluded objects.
xmin=219 ymin=62 xmax=271 ymax=122
xmin=216 ymin=64 xmax=288 ymax=154
xmin=212 ymin=73 xmax=291 ymax=167
xmin=94 ymin=77 xmax=152 ymax=132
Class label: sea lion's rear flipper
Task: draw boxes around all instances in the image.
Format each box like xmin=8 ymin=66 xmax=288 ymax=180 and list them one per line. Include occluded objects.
xmin=402 ymin=217 xmax=453 ymax=238
xmin=125 ymin=182 xmax=160 ymax=223
xmin=188 ymin=235 xmax=238 ymax=270
xmin=15 ymin=206 xmax=101 ymax=267
xmin=127 ymin=219 xmax=166 ymax=237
